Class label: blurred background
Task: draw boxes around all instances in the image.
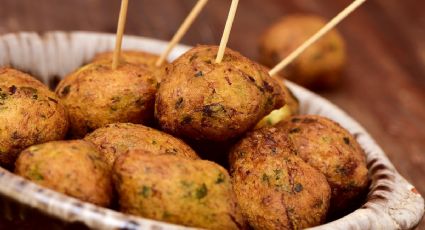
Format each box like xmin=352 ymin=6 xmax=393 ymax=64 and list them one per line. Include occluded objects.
xmin=0 ymin=0 xmax=424 ymax=228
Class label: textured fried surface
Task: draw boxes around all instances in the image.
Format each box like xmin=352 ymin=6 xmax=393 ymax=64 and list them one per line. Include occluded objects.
xmin=230 ymin=127 xmax=330 ymax=229
xmin=15 ymin=140 xmax=112 ymax=207
xmin=92 ymin=50 xmax=168 ymax=82
xmin=0 ymin=68 xmax=68 ymax=167
xmin=113 ymin=153 xmax=244 ymax=229
xmin=259 ymin=15 xmax=346 ymax=89
xmin=155 ymin=45 xmax=285 ymax=142
xmin=84 ymin=123 xmax=199 ymax=167
xmin=55 ymin=60 xmax=158 ymax=138
xmin=278 ymin=115 xmax=368 ymax=211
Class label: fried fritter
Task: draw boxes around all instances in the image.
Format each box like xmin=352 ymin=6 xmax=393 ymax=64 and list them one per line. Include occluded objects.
xmin=0 ymin=68 xmax=68 ymax=167
xmin=278 ymin=115 xmax=368 ymax=212
xmin=15 ymin=140 xmax=112 ymax=207
xmin=92 ymin=50 xmax=167 ymax=82
xmin=259 ymin=14 xmax=346 ymax=89
xmin=113 ymin=152 xmax=244 ymax=229
xmin=229 ymin=127 xmax=330 ymax=229
xmin=84 ymin=123 xmax=199 ymax=167
xmin=155 ymin=45 xmax=285 ymax=142
xmin=55 ymin=60 xmax=158 ymax=138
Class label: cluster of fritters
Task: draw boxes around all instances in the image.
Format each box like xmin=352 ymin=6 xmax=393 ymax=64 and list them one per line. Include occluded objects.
xmin=0 ymin=15 xmax=366 ymax=230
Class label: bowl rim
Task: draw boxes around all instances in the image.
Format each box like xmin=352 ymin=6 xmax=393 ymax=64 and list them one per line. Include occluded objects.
xmin=0 ymin=31 xmax=423 ymax=230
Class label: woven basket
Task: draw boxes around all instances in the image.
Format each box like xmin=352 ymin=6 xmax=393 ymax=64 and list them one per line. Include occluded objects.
xmin=0 ymin=31 xmax=423 ymax=230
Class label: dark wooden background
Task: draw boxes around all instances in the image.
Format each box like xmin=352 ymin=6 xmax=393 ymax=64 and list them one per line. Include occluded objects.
xmin=0 ymin=0 xmax=424 ymax=228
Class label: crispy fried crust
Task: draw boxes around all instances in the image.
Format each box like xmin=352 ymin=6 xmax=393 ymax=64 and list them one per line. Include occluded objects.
xmin=55 ymin=60 xmax=158 ymax=138
xmin=0 ymin=68 xmax=68 ymax=167
xmin=15 ymin=140 xmax=112 ymax=207
xmin=259 ymin=15 xmax=346 ymax=89
xmin=155 ymin=45 xmax=285 ymax=142
xmin=229 ymin=127 xmax=331 ymax=229
xmin=278 ymin=115 xmax=368 ymax=211
xmin=113 ymin=153 xmax=244 ymax=229
xmin=92 ymin=50 xmax=168 ymax=82
xmin=84 ymin=123 xmax=199 ymax=167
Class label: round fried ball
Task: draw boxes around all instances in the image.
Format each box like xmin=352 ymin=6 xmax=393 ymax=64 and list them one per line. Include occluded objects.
xmin=0 ymin=68 xmax=68 ymax=167
xmin=278 ymin=115 xmax=368 ymax=211
xmin=55 ymin=60 xmax=158 ymax=138
xmin=92 ymin=50 xmax=167 ymax=82
xmin=15 ymin=140 xmax=112 ymax=207
xmin=155 ymin=45 xmax=285 ymax=142
xmin=84 ymin=123 xmax=199 ymax=167
xmin=229 ymin=127 xmax=331 ymax=229
xmin=259 ymin=14 xmax=346 ymax=89
xmin=113 ymin=152 xmax=244 ymax=229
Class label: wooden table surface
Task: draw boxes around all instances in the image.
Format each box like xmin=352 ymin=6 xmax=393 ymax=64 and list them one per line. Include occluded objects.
xmin=1 ymin=0 xmax=424 ymax=228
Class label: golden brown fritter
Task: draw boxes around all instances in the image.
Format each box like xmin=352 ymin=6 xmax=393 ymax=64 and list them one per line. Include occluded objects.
xmin=259 ymin=14 xmax=346 ymax=89
xmin=0 ymin=68 xmax=68 ymax=167
xmin=92 ymin=50 xmax=168 ymax=82
xmin=84 ymin=123 xmax=199 ymax=167
xmin=113 ymin=152 xmax=244 ymax=229
xmin=15 ymin=140 xmax=112 ymax=207
xmin=278 ymin=115 xmax=368 ymax=212
xmin=229 ymin=127 xmax=330 ymax=229
xmin=155 ymin=45 xmax=285 ymax=142
xmin=55 ymin=60 xmax=158 ymax=138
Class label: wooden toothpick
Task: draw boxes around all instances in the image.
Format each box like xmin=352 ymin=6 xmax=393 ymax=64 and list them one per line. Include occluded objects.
xmin=269 ymin=0 xmax=367 ymax=76
xmin=112 ymin=0 xmax=129 ymax=70
xmin=156 ymin=0 xmax=209 ymax=67
xmin=215 ymin=0 xmax=239 ymax=63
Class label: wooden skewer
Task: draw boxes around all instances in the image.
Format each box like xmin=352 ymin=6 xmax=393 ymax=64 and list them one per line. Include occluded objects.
xmin=112 ymin=0 xmax=129 ymax=70
xmin=156 ymin=0 xmax=209 ymax=67
xmin=269 ymin=0 xmax=367 ymax=76
xmin=215 ymin=0 xmax=240 ymax=63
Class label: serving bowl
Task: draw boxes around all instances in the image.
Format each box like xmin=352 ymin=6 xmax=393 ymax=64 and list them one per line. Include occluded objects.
xmin=0 ymin=31 xmax=423 ymax=229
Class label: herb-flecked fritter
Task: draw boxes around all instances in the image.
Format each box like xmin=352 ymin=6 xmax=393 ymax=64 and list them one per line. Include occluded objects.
xmin=55 ymin=60 xmax=158 ymax=138
xmin=155 ymin=45 xmax=285 ymax=142
xmin=229 ymin=127 xmax=331 ymax=229
xmin=92 ymin=50 xmax=168 ymax=82
xmin=84 ymin=123 xmax=199 ymax=167
xmin=259 ymin=14 xmax=346 ymax=89
xmin=113 ymin=152 xmax=244 ymax=229
xmin=0 ymin=68 xmax=68 ymax=167
xmin=278 ymin=115 xmax=368 ymax=212
xmin=15 ymin=140 xmax=112 ymax=207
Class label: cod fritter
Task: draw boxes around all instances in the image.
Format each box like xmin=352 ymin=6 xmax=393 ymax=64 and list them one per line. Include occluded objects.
xmin=55 ymin=60 xmax=158 ymax=138
xmin=84 ymin=123 xmax=199 ymax=167
xmin=155 ymin=45 xmax=285 ymax=142
xmin=230 ymin=127 xmax=331 ymax=229
xmin=259 ymin=14 xmax=346 ymax=89
xmin=92 ymin=50 xmax=168 ymax=82
xmin=15 ymin=140 xmax=112 ymax=207
xmin=278 ymin=115 xmax=368 ymax=212
xmin=0 ymin=68 xmax=68 ymax=167
xmin=113 ymin=152 xmax=244 ymax=229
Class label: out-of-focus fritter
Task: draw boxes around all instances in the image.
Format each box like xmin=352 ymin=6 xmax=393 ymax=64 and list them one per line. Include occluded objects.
xmin=155 ymin=45 xmax=285 ymax=142
xmin=55 ymin=60 xmax=158 ymax=138
xmin=92 ymin=50 xmax=168 ymax=82
xmin=0 ymin=68 xmax=68 ymax=167
xmin=278 ymin=115 xmax=368 ymax=212
xmin=113 ymin=152 xmax=244 ymax=229
xmin=15 ymin=140 xmax=112 ymax=207
xmin=229 ymin=127 xmax=331 ymax=229
xmin=84 ymin=123 xmax=199 ymax=167
xmin=259 ymin=14 xmax=346 ymax=89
